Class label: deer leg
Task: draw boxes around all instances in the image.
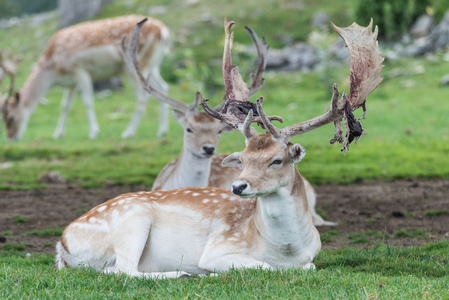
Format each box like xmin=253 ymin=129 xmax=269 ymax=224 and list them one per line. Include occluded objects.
xmin=199 ymin=252 xmax=273 ymax=273
xmin=76 ymin=69 xmax=99 ymax=139
xmin=121 ymin=78 xmax=149 ymax=138
xmin=149 ymin=68 xmax=170 ymax=138
xmin=53 ymin=87 xmax=77 ymax=139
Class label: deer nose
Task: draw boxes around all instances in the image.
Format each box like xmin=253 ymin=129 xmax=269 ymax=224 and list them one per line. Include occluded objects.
xmin=202 ymin=146 xmax=215 ymax=155
xmin=232 ymin=182 xmax=248 ymax=195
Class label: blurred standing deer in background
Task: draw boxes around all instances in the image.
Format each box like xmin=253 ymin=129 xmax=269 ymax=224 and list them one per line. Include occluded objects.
xmin=56 ymin=18 xmax=383 ymax=278
xmin=120 ymin=17 xmax=336 ymax=226
xmin=1 ymin=15 xmax=171 ymax=140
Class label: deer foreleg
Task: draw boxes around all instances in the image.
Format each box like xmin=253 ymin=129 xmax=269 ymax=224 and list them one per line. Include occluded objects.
xmin=76 ymin=69 xmax=99 ymax=139
xmin=121 ymin=84 xmax=149 ymax=138
xmin=199 ymin=253 xmax=273 ymax=272
xmin=150 ymin=68 xmax=170 ymax=138
xmin=53 ymin=87 xmax=77 ymax=139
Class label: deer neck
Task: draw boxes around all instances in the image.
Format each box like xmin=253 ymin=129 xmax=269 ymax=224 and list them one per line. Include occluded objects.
xmin=254 ymin=168 xmax=318 ymax=256
xmin=17 ymin=62 xmax=55 ymax=135
xmin=173 ymin=147 xmax=214 ymax=188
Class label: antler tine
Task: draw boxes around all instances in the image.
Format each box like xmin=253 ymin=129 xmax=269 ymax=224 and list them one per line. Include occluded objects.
xmin=278 ymin=20 xmax=383 ymax=153
xmin=119 ymin=19 xmax=189 ymax=112
xmin=188 ymin=89 xmax=202 ymax=111
xmin=254 ymin=97 xmax=281 ymax=138
xmin=222 ymin=16 xmax=249 ymax=102
xmin=242 ymin=109 xmax=255 ymax=141
xmin=245 ymin=26 xmax=269 ymax=97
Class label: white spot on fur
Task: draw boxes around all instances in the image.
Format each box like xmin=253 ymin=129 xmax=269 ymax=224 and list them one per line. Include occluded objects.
xmin=97 ymin=206 xmax=106 ymax=212
xmin=184 ymin=190 xmax=192 ymax=194
xmin=203 ymin=199 xmax=210 ymax=204
xmin=192 ymin=193 xmax=200 ymax=197
xmin=212 ymin=199 xmax=218 ymax=203
xmin=154 ymin=192 xmax=162 ymax=196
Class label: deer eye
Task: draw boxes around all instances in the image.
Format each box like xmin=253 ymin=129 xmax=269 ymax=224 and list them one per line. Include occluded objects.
xmin=270 ymin=159 xmax=283 ymax=166
xmin=186 ymin=128 xmax=193 ymax=133
xmin=218 ymin=130 xmax=222 ymax=134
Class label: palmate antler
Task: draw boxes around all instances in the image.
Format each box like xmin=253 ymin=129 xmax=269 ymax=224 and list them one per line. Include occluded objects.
xmin=201 ymin=17 xmax=283 ymax=135
xmin=204 ymin=19 xmax=384 ymax=153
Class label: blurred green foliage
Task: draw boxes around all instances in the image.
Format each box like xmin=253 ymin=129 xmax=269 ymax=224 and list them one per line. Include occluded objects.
xmin=355 ymin=0 xmax=430 ymax=39
xmin=0 ymin=0 xmax=57 ymax=18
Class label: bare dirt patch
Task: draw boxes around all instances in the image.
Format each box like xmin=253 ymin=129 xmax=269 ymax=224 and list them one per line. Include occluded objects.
xmin=1 ymin=178 xmax=448 ymax=254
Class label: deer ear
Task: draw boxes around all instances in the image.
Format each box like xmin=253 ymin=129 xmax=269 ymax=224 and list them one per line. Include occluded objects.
xmin=219 ymin=122 xmax=234 ymax=133
xmin=289 ymin=144 xmax=306 ymax=163
xmin=222 ymin=152 xmax=242 ymax=169
xmin=172 ymin=109 xmax=185 ymax=126
xmin=13 ymin=92 xmax=20 ymax=106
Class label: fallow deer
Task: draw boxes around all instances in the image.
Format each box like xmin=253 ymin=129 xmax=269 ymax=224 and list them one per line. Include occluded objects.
xmin=55 ymin=19 xmax=383 ymax=278
xmin=120 ymin=18 xmax=335 ymax=226
xmin=1 ymin=15 xmax=171 ymax=140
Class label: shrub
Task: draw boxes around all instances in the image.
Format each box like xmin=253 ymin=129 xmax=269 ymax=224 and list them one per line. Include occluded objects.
xmin=355 ymin=0 xmax=430 ymax=39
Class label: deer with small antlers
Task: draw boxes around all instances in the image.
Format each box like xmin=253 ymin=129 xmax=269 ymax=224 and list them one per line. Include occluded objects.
xmin=55 ymin=18 xmax=383 ymax=278
xmin=119 ymin=18 xmax=335 ymax=226
xmin=1 ymin=15 xmax=171 ymax=140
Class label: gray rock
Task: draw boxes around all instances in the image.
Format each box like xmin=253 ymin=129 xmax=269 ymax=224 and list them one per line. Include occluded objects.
xmin=410 ymin=14 xmax=434 ymax=38
xmin=311 ymin=11 xmax=330 ymax=30
xmin=440 ymin=74 xmax=449 ymax=86
xmin=58 ymin=0 xmax=113 ymax=28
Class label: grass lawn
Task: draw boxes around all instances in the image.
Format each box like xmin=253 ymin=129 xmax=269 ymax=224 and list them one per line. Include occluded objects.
xmin=1 ymin=241 xmax=448 ymax=298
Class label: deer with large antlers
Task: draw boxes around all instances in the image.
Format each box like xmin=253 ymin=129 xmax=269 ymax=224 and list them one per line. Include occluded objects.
xmin=119 ymin=18 xmax=334 ymax=226
xmin=56 ymin=19 xmax=383 ymax=278
xmin=1 ymin=15 xmax=171 ymax=140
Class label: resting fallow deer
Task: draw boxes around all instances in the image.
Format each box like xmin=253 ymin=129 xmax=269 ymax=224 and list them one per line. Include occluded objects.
xmin=119 ymin=18 xmax=335 ymax=226
xmin=1 ymin=15 xmax=171 ymax=140
xmin=55 ymin=18 xmax=383 ymax=278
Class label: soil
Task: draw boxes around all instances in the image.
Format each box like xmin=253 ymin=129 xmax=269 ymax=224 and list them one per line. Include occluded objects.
xmin=1 ymin=178 xmax=448 ymax=254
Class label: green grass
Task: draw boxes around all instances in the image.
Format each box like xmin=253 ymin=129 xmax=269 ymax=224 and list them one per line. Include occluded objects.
xmin=12 ymin=215 xmax=30 ymax=223
xmin=1 ymin=241 xmax=448 ymax=298
xmin=26 ymin=227 xmax=64 ymax=237
xmin=424 ymin=209 xmax=449 ymax=216
xmin=394 ymin=229 xmax=430 ymax=238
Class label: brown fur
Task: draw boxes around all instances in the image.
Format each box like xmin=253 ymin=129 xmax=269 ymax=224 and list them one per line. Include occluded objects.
xmin=246 ymin=134 xmax=276 ymax=152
